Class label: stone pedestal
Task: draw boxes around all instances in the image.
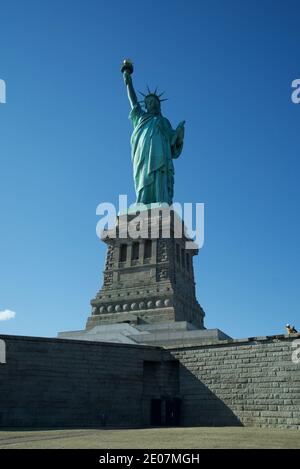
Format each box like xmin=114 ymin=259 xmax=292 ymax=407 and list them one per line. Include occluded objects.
xmin=86 ymin=207 xmax=205 ymax=330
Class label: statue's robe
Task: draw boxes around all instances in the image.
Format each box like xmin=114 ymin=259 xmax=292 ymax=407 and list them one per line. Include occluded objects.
xmin=129 ymin=104 xmax=183 ymax=205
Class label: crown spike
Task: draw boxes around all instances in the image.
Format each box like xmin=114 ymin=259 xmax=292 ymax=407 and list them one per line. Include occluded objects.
xmin=138 ymin=91 xmax=147 ymax=97
xmin=147 ymin=85 xmax=151 ymax=94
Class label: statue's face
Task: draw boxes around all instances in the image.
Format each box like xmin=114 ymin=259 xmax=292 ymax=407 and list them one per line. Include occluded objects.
xmin=145 ymin=96 xmax=160 ymax=114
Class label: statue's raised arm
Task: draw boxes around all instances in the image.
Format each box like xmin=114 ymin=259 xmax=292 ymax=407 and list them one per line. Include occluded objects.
xmin=121 ymin=59 xmax=138 ymax=109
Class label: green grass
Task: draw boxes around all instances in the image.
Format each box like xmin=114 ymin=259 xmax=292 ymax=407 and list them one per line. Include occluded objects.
xmin=0 ymin=427 xmax=299 ymax=449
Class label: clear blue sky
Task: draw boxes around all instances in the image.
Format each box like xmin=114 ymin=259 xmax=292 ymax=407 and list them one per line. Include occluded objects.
xmin=0 ymin=0 xmax=299 ymax=339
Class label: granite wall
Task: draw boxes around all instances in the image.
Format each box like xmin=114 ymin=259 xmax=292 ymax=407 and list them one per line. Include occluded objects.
xmin=0 ymin=335 xmax=173 ymax=427
xmin=0 ymin=333 xmax=299 ymax=428
xmin=168 ymin=335 xmax=300 ymax=428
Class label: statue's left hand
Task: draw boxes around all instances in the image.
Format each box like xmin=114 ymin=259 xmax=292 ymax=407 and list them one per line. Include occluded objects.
xmin=176 ymin=121 xmax=185 ymax=141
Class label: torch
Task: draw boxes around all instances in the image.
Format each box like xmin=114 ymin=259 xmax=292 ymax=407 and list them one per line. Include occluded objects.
xmin=121 ymin=59 xmax=134 ymax=85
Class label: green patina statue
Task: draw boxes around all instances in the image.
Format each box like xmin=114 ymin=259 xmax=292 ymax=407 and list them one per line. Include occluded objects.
xmin=121 ymin=59 xmax=185 ymax=205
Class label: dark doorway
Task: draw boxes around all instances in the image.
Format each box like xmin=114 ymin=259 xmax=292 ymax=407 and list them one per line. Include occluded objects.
xmin=150 ymin=399 xmax=162 ymax=426
xmin=165 ymin=398 xmax=181 ymax=426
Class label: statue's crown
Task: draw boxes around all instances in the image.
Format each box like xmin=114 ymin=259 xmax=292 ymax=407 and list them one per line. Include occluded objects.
xmin=138 ymin=86 xmax=167 ymax=104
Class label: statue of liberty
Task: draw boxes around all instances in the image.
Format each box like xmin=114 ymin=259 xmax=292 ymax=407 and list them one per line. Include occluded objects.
xmin=121 ymin=60 xmax=185 ymax=205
